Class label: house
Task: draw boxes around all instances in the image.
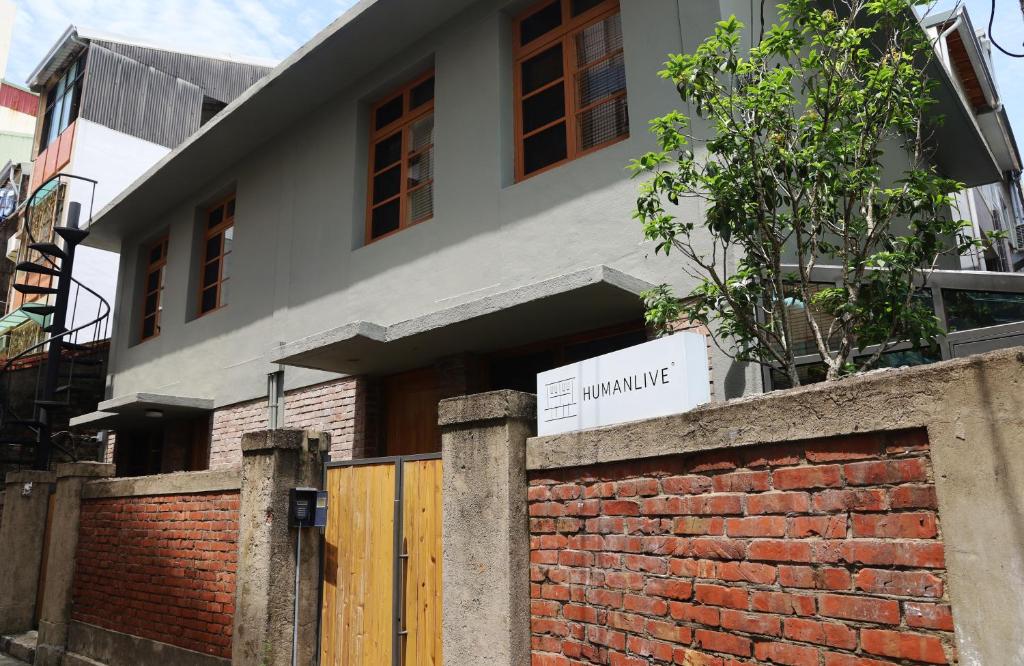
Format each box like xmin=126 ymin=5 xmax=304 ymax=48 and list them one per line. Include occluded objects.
xmin=923 ymin=6 xmax=1024 ymax=272
xmin=0 ymin=0 xmax=37 ymax=167
xmin=0 ymin=26 xmax=272 ymax=472
xmin=67 ymin=0 xmax=1024 ymax=478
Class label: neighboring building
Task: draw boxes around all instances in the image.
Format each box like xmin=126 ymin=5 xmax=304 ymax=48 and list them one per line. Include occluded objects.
xmin=69 ymin=0 xmax=1024 ymax=477
xmin=924 ymin=6 xmax=1024 ymax=272
xmin=0 ymin=26 xmax=271 ymax=471
xmin=0 ymin=0 xmax=39 ymax=166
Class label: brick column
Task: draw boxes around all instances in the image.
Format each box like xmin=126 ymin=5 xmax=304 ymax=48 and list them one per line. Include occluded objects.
xmin=35 ymin=462 xmax=115 ymax=666
xmin=231 ymin=429 xmax=328 ymax=666
xmin=438 ymin=390 xmax=536 ymax=666
xmin=0 ymin=469 xmax=57 ymax=633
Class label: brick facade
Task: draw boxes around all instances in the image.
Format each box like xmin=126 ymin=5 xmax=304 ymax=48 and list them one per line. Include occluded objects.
xmin=208 ymin=376 xmax=366 ymax=469
xmin=72 ymin=491 xmax=240 ymax=659
xmin=528 ymin=430 xmax=957 ymax=665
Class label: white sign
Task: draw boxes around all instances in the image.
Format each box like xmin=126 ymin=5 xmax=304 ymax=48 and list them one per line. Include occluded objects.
xmin=536 ymin=333 xmax=711 ymax=436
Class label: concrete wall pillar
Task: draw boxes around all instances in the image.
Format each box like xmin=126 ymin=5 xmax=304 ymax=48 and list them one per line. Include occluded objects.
xmin=35 ymin=462 xmax=115 ymax=666
xmin=231 ymin=429 xmax=328 ymax=666
xmin=439 ymin=390 xmax=536 ymax=666
xmin=0 ymin=469 xmax=57 ymax=634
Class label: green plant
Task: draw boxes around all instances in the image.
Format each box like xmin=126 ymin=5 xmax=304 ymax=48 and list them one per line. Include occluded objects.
xmin=631 ymin=0 xmax=987 ymax=385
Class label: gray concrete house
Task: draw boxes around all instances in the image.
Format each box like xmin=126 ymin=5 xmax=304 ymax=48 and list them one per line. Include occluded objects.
xmin=71 ymin=0 xmax=1022 ymax=476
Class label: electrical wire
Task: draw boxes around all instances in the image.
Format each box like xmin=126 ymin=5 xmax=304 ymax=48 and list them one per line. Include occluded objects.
xmin=988 ymin=0 xmax=1024 ymax=58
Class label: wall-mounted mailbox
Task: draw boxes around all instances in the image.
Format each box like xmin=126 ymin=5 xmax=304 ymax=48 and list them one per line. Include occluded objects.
xmin=289 ymin=487 xmax=328 ymax=528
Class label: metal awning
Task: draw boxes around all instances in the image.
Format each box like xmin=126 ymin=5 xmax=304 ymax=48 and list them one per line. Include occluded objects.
xmin=70 ymin=393 xmax=213 ymax=429
xmin=0 ymin=307 xmax=47 ymax=337
xmin=273 ymin=266 xmax=654 ymax=376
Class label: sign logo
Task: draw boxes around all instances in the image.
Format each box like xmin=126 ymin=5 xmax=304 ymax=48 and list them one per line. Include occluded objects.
xmin=536 ymin=333 xmax=711 ymax=436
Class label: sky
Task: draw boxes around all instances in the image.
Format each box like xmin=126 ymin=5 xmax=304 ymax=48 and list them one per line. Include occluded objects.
xmin=4 ymin=0 xmax=359 ymax=84
xmin=3 ymin=0 xmax=1022 ymax=139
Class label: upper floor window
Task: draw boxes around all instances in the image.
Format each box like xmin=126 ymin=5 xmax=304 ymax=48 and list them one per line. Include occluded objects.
xmin=198 ymin=195 xmax=234 ymax=315
xmin=140 ymin=236 xmax=168 ymax=342
xmin=40 ymin=54 xmax=87 ymax=153
xmin=513 ymin=0 xmax=628 ymax=181
xmin=366 ymin=71 xmax=435 ymax=243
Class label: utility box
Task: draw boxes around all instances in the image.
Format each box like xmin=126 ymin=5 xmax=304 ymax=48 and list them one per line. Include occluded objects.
xmin=289 ymin=487 xmax=328 ymax=528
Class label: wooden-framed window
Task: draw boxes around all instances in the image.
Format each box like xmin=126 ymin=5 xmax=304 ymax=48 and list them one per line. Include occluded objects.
xmin=366 ymin=71 xmax=435 ymax=243
xmin=513 ymin=0 xmax=628 ymax=181
xmin=140 ymin=236 xmax=168 ymax=341
xmin=198 ymin=195 xmax=234 ymax=316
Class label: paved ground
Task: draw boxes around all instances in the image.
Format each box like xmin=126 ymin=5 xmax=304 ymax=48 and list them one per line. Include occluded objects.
xmin=0 ymin=655 xmax=26 ymax=665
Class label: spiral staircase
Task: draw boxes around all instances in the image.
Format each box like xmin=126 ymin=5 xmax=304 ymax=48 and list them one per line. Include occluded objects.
xmin=0 ymin=175 xmax=110 ymax=471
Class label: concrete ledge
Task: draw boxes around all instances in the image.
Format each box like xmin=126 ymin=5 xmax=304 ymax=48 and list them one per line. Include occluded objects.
xmin=439 ymin=390 xmax=537 ymax=427
xmin=82 ymin=469 xmax=240 ymax=499
xmin=5 ymin=470 xmax=56 ymax=484
xmin=240 ymin=428 xmax=329 ymax=454
xmin=67 ymin=621 xmax=228 ymax=666
xmin=527 ymin=347 xmax=1024 ymax=470
xmin=55 ymin=463 xmax=115 ymax=480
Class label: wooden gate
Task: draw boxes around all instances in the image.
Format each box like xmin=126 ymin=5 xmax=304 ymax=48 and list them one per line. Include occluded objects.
xmin=320 ymin=454 xmax=442 ymax=666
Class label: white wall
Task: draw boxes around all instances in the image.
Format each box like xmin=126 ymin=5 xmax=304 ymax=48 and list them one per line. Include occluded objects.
xmin=65 ymin=120 xmax=169 ymax=336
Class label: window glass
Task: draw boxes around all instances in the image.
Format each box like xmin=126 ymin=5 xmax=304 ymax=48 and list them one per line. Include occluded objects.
xmin=571 ymin=0 xmax=605 ymax=16
xmin=39 ymin=53 xmax=86 ymax=153
xmin=375 ymin=95 xmax=403 ymax=129
xmin=140 ymin=236 xmax=168 ymax=341
xmin=198 ymin=196 xmax=234 ymax=315
xmin=410 ymin=76 xmax=435 ymax=109
xmin=521 ymin=45 xmax=564 ymax=95
xmin=523 ymin=83 xmax=565 ymax=133
xmin=523 ymin=122 xmax=567 ymax=175
xmin=367 ymin=71 xmax=435 ymax=242
xmin=513 ymin=1 xmax=628 ymax=181
xmin=520 ymin=2 xmax=562 ymax=46
xmin=942 ymin=288 xmax=1024 ymax=331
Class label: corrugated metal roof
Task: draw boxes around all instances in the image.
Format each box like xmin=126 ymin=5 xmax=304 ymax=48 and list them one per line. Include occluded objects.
xmin=0 ymin=82 xmax=38 ymax=115
xmin=26 ymin=25 xmax=277 ymax=91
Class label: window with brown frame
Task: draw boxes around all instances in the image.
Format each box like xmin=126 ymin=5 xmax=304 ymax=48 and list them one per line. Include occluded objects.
xmin=366 ymin=71 xmax=435 ymax=242
xmin=198 ymin=195 xmax=234 ymax=315
xmin=513 ymin=0 xmax=628 ymax=181
xmin=140 ymin=236 xmax=168 ymax=341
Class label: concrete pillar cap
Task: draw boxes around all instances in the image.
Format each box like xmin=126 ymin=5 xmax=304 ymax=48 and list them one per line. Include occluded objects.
xmin=5 ymin=470 xmax=57 ymax=485
xmin=55 ymin=462 xmax=116 ymax=480
xmin=241 ymin=429 xmax=330 ymax=454
xmin=438 ymin=390 xmax=537 ymax=427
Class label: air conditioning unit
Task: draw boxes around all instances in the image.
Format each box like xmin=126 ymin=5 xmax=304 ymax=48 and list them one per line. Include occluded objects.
xmin=5 ymin=234 xmax=19 ymax=262
xmin=1015 ymin=224 xmax=1024 ymax=250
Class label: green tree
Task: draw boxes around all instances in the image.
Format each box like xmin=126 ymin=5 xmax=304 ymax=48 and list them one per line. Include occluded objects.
xmin=631 ymin=0 xmax=987 ymax=386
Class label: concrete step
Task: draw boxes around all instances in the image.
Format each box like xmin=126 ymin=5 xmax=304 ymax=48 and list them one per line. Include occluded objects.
xmin=62 ymin=653 xmax=107 ymax=666
xmin=0 ymin=630 xmax=36 ymax=663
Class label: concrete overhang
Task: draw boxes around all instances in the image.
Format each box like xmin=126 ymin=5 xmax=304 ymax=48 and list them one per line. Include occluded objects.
xmin=70 ymin=393 xmax=214 ymax=429
xmin=273 ymin=265 xmax=654 ymax=376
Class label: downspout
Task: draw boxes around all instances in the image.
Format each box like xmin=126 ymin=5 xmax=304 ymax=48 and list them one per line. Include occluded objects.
xmin=936 ymin=12 xmax=963 ymax=72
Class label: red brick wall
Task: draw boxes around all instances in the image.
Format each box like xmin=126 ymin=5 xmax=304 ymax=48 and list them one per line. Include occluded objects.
xmin=208 ymin=376 xmax=366 ymax=469
xmin=72 ymin=491 xmax=240 ymax=659
xmin=528 ymin=430 xmax=958 ymax=666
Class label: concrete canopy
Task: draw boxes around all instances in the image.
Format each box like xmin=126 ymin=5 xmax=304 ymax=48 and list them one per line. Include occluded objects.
xmin=273 ymin=265 xmax=654 ymax=376
xmin=70 ymin=392 xmax=213 ymax=429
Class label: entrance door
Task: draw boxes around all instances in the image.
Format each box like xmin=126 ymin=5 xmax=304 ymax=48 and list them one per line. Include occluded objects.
xmin=320 ymin=455 xmax=442 ymax=666
xmin=383 ymin=368 xmax=441 ymax=456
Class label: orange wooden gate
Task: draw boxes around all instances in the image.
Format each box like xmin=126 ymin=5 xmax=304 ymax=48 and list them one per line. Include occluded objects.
xmin=320 ymin=454 xmax=442 ymax=666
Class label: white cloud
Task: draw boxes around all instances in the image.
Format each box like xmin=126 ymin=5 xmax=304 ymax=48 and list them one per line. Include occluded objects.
xmin=4 ymin=0 xmax=359 ymax=85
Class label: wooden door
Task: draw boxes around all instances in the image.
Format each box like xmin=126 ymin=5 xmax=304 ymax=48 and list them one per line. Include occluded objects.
xmin=320 ymin=462 xmax=396 ymax=666
xmin=320 ymin=456 xmax=443 ymax=666
xmin=384 ymin=368 xmax=441 ymax=456
xmin=400 ymin=458 xmax=443 ymax=666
